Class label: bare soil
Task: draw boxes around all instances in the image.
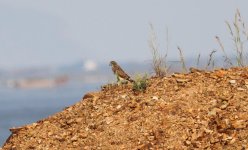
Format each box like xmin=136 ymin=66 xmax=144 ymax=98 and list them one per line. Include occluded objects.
xmin=2 ymin=67 xmax=248 ymax=149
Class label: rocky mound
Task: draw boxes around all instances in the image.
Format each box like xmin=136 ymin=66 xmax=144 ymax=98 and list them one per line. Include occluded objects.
xmin=2 ymin=67 xmax=248 ymax=149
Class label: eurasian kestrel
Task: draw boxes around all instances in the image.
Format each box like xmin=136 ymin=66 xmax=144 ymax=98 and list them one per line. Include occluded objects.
xmin=109 ymin=61 xmax=134 ymax=84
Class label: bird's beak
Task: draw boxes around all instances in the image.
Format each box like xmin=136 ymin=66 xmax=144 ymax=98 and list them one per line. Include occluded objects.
xmin=109 ymin=62 xmax=112 ymax=66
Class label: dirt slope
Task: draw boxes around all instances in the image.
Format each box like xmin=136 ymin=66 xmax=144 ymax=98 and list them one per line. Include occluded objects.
xmin=2 ymin=67 xmax=248 ymax=149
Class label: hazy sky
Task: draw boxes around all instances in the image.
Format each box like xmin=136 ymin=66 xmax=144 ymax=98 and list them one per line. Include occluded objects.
xmin=0 ymin=0 xmax=248 ymax=69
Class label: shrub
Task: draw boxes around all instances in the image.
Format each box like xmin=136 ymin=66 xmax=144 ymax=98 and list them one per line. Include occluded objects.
xmin=132 ymin=74 xmax=148 ymax=92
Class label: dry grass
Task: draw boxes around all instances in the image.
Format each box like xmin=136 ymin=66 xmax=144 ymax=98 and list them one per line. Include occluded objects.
xmin=196 ymin=53 xmax=201 ymax=68
xmin=206 ymin=50 xmax=217 ymax=70
xmin=215 ymin=36 xmax=233 ymax=67
xmin=149 ymin=23 xmax=169 ymax=77
xmin=177 ymin=46 xmax=187 ymax=72
xmin=148 ymin=10 xmax=248 ymax=75
xmin=216 ymin=9 xmax=248 ymax=67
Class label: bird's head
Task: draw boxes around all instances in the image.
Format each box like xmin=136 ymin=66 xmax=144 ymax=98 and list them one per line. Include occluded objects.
xmin=109 ymin=60 xmax=117 ymax=66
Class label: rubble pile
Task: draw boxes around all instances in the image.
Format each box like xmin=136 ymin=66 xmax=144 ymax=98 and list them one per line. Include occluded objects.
xmin=2 ymin=67 xmax=248 ymax=149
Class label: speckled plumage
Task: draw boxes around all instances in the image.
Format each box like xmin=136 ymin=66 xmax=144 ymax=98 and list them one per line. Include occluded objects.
xmin=109 ymin=61 xmax=133 ymax=83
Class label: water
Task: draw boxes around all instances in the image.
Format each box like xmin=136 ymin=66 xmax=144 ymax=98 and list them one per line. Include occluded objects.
xmin=0 ymin=83 xmax=101 ymax=146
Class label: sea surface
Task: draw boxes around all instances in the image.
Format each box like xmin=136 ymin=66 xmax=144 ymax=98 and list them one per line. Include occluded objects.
xmin=0 ymin=82 xmax=101 ymax=146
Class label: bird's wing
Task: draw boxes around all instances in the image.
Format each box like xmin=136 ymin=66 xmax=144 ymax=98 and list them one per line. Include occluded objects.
xmin=114 ymin=64 xmax=131 ymax=79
